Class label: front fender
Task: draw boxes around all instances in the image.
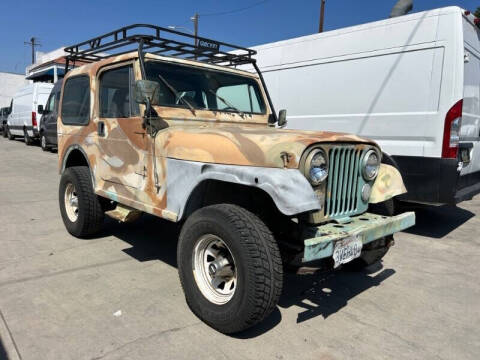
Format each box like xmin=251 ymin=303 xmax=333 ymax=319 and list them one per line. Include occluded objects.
xmin=166 ymin=158 xmax=321 ymax=220
xmin=369 ymin=164 xmax=407 ymax=204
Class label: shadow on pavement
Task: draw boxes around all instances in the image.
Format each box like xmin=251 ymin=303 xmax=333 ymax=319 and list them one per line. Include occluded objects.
xmin=0 ymin=336 xmax=8 ymax=360
xmin=102 ymin=214 xmax=180 ymax=268
xmin=403 ymin=204 xmax=474 ymax=239
xmin=279 ymin=264 xmax=395 ymax=324
xmin=100 ymin=214 xmax=398 ymax=336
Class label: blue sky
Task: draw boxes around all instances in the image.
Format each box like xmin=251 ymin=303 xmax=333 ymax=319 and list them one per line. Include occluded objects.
xmin=0 ymin=0 xmax=477 ymax=73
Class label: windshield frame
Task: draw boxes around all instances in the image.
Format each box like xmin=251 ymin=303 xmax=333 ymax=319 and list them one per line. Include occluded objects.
xmin=144 ymin=58 xmax=268 ymax=116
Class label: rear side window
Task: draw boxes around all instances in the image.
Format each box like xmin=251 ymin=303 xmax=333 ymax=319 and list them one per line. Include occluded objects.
xmin=61 ymin=76 xmax=90 ymax=125
xmin=99 ymin=65 xmax=139 ymax=118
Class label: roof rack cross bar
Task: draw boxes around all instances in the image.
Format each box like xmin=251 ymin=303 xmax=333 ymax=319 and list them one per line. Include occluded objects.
xmin=64 ymin=24 xmax=256 ymax=73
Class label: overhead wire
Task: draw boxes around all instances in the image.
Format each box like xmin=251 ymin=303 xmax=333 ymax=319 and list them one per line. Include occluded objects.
xmin=199 ymin=0 xmax=269 ymax=17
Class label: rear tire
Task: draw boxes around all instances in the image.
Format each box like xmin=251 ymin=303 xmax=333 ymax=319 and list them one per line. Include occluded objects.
xmin=24 ymin=129 xmax=33 ymax=145
xmin=59 ymin=166 xmax=104 ymax=238
xmin=177 ymin=204 xmax=283 ymax=334
xmin=7 ymin=126 xmax=14 ymax=140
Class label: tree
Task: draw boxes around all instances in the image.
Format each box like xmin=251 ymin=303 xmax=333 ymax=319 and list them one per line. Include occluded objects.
xmin=475 ymin=7 xmax=480 ymax=18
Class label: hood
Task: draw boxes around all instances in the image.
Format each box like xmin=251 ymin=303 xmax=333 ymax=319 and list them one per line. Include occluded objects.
xmin=158 ymin=124 xmax=376 ymax=169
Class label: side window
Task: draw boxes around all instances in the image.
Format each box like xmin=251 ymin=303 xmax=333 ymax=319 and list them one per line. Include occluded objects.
xmin=61 ymin=76 xmax=90 ymax=125
xmin=99 ymin=65 xmax=139 ymax=118
xmin=55 ymin=89 xmax=61 ymax=112
xmin=45 ymin=94 xmax=55 ymax=113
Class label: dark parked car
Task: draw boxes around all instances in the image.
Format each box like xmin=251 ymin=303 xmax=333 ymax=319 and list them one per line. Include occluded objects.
xmin=1 ymin=105 xmax=11 ymax=136
xmin=38 ymin=80 xmax=62 ymax=151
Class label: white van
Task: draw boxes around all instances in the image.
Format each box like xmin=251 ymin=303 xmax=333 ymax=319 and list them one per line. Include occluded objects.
xmin=251 ymin=6 xmax=480 ymax=206
xmin=6 ymin=83 xmax=53 ymax=145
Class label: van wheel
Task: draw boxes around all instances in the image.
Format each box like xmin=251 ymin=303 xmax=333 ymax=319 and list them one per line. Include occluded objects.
xmin=342 ymin=236 xmax=393 ymax=271
xmin=24 ymin=130 xmax=33 ymax=145
xmin=59 ymin=166 xmax=104 ymax=238
xmin=177 ymin=204 xmax=283 ymax=334
xmin=7 ymin=126 xmax=14 ymax=140
xmin=40 ymin=133 xmax=49 ymax=151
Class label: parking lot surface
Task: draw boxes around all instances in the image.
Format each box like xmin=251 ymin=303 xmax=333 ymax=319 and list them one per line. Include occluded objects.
xmin=0 ymin=136 xmax=479 ymax=360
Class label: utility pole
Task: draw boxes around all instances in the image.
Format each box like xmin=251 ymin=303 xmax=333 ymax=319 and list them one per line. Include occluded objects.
xmin=191 ymin=13 xmax=199 ymax=46
xmin=318 ymin=0 xmax=326 ymax=33
xmin=24 ymin=37 xmax=41 ymax=64
xmin=191 ymin=13 xmax=199 ymax=60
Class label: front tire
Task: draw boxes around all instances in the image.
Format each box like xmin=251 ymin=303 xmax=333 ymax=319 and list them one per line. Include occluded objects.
xmin=40 ymin=133 xmax=49 ymax=151
xmin=59 ymin=166 xmax=104 ymax=238
xmin=177 ymin=204 xmax=283 ymax=334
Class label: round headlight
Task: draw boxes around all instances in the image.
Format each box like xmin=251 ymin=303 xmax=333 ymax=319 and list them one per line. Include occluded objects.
xmin=305 ymin=149 xmax=328 ymax=186
xmin=362 ymin=149 xmax=380 ymax=180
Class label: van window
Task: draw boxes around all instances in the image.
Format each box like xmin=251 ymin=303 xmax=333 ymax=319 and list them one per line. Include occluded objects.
xmin=99 ymin=65 xmax=139 ymax=118
xmin=61 ymin=76 xmax=90 ymax=125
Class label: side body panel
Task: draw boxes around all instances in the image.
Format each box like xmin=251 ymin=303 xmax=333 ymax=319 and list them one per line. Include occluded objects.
xmin=461 ymin=15 xmax=480 ymax=176
xmin=251 ymin=7 xmax=465 ymax=159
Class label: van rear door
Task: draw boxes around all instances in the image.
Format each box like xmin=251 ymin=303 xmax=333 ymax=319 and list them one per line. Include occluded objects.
xmin=461 ymin=16 xmax=480 ymax=176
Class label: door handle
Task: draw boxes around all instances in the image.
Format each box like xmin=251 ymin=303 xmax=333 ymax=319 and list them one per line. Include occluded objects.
xmin=97 ymin=121 xmax=105 ymax=137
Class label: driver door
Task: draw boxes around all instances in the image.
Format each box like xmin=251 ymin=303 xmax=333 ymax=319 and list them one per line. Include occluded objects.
xmin=96 ymin=63 xmax=148 ymax=193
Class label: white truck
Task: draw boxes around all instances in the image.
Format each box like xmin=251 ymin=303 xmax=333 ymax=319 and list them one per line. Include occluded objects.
xmin=6 ymin=82 xmax=53 ymax=145
xmin=251 ymin=6 xmax=480 ymax=206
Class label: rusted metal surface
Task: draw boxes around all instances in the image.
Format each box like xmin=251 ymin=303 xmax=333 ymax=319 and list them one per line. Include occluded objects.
xmin=302 ymin=211 xmax=416 ymax=262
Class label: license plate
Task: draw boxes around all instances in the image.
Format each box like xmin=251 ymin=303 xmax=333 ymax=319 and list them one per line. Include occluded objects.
xmin=332 ymin=235 xmax=363 ymax=268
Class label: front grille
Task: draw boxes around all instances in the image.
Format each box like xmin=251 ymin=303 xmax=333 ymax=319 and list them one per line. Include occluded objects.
xmin=325 ymin=146 xmax=363 ymax=218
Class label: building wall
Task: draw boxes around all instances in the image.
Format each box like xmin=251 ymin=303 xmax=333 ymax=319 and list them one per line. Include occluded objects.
xmin=0 ymin=72 xmax=27 ymax=107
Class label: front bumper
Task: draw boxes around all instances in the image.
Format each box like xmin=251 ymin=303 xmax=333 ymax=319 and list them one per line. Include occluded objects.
xmin=302 ymin=212 xmax=415 ymax=262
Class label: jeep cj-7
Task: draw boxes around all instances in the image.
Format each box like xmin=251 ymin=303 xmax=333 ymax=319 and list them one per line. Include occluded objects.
xmin=57 ymin=25 xmax=415 ymax=334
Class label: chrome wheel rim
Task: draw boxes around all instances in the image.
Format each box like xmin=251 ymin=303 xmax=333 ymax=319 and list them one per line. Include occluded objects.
xmin=193 ymin=234 xmax=237 ymax=305
xmin=64 ymin=183 xmax=79 ymax=222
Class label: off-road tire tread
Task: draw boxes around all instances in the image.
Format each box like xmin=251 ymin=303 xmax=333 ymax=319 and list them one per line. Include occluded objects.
xmin=60 ymin=166 xmax=104 ymax=237
xmin=178 ymin=204 xmax=283 ymax=333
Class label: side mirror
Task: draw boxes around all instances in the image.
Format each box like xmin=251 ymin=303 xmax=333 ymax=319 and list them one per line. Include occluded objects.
xmin=278 ymin=109 xmax=287 ymax=128
xmin=134 ymin=80 xmax=161 ymax=106
xmin=37 ymin=105 xmax=44 ymax=114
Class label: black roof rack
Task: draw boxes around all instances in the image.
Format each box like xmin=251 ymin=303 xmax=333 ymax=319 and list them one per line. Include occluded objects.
xmin=64 ymin=24 xmax=257 ymax=69
xmin=63 ymin=24 xmax=278 ymax=123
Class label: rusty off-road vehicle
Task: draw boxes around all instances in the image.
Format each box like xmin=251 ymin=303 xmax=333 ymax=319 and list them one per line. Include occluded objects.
xmin=57 ymin=25 xmax=415 ymax=334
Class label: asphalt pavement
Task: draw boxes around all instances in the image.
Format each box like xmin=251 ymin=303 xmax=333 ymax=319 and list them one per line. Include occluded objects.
xmin=0 ymin=136 xmax=479 ymax=360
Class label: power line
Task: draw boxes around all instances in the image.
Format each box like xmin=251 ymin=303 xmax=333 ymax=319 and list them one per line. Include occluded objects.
xmin=199 ymin=0 xmax=269 ymax=17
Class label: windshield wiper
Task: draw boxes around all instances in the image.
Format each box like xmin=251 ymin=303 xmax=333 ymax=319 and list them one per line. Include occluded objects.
xmin=208 ymin=89 xmax=244 ymax=117
xmin=157 ymin=74 xmax=195 ymax=114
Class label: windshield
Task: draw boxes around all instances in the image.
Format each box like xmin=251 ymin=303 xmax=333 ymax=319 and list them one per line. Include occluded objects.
xmin=145 ymin=61 xmax=266 ymax=115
